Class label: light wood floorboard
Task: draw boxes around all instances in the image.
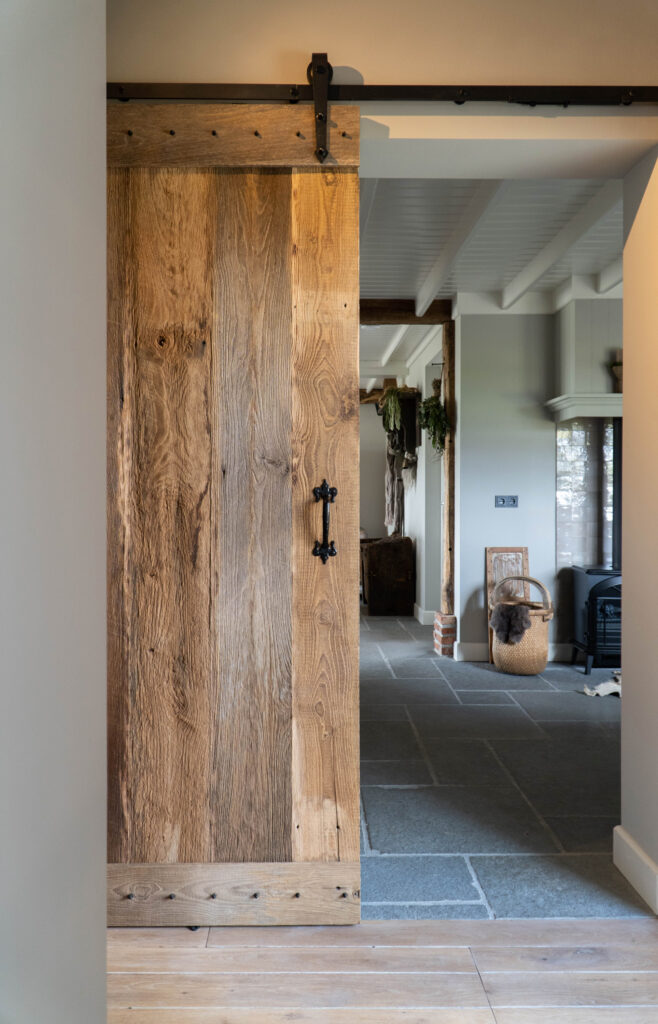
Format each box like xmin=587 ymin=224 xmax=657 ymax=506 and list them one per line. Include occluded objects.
xmin=495 ymin=1011 xmax=658 ymax=1024
xmin=108 ymin=945 xmax=474 ymax=974
xmin=108 ymin=1012 xmax=496 ymax=1023
xmin=203 ymin=919 xmax=658 ymax=947
xmin=483 ymin=970 xmax=658 ymax=1006
xmin=472 ymin=943 xmax=658 ymax=972
xmin=107 ymin=920 xmax=658 ymax=1020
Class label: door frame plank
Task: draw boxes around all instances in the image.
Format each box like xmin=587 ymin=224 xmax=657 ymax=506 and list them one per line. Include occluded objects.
xmin=107 ymin=862 xmax=360 ymax=926
xmin=108 ymin=103 xmax=359 ymax=167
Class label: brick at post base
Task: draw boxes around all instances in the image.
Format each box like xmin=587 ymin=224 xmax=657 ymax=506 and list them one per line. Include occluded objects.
xmin=434 ymin=612 xmax=457 ymax=658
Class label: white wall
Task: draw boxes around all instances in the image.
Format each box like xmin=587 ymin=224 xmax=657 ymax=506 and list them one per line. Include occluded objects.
xmin=359 ymin=404 xmax=386 ymax=538
xmin=457 ymin=315 xmax=556 ymax=658
xmin=614 ymin=150 xmax=658 ymax=912
xmin=0 ymin=2 xmax=107 ymax=1020
xmin=556 ymin=300 xmax=623 ymax=395
xmin=107 ymin=0 xmax=658 ymax=84
xmin=403 ymin=335 xmax=443 ymax=621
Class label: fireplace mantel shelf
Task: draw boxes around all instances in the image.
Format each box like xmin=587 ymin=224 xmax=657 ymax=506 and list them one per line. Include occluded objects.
xmin=546 ymin=393 xmax=623 ymax=422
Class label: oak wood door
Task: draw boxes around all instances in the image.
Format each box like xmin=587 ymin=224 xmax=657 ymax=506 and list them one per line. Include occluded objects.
xmin=107 ymin=104 xmax=360 ymax=925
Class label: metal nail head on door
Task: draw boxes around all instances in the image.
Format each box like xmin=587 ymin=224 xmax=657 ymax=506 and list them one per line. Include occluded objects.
xmin=312 ymin=480 xmax=337 ymax=563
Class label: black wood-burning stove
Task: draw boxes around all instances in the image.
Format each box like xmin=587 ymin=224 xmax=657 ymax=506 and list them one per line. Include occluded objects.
xmin=571 ymin=566 xmax=622 ymax=674
xmin=570 ymin=418 xmax=622 ymax=674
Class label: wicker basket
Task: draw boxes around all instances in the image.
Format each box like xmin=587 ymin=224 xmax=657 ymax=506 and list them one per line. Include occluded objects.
xmin=490 ymin=575 xmax=554 ymax=675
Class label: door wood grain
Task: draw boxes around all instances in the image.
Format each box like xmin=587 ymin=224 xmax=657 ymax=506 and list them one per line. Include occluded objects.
xmin=107 ymin=108 xmax=360 ymax=924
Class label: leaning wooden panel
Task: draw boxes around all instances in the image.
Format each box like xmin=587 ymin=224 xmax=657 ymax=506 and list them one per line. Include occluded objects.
xmin=211 ymin=170 xmax=293 ymax=863
xmin=107 ymin=168 xmax=217 ymax=863
xmin=107 ymin=863 xmax=360 ymax=926
xmin=108 ymin=103 xmax=359 ymax=168
xmin=291 ymin=169 xmax=361 ymax=864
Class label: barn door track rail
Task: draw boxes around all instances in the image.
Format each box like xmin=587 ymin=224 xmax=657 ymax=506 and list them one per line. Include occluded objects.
xmin=107 ymin=53 xmax=658 ymax=165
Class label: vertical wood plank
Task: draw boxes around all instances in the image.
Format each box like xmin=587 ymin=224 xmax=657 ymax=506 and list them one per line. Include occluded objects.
xmin=107 ymin=167 xmax=133 ymax=861
xmin=441 ymin=320 xmax=456 ymax=617
xmin=212 ymin=170 xmax=293 ymax=862
xmin=291 ymin=168 xmax=361 ymax=863
xmin=107 ymin=168 xmax=215 ymax=863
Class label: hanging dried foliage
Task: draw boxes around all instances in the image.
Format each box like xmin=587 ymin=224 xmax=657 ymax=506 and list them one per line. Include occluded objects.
xmin=418 ymin=378 xmax=451 ymax=455
xmin=379 ymin=386 xmax=402 ymax=433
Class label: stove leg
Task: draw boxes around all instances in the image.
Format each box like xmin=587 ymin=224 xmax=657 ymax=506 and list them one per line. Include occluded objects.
xmin=585 ymin=654 xmax=594 ymax=675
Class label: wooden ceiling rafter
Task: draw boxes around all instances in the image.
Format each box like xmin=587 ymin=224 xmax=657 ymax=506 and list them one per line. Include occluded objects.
xmin=360 ymin=299 xmax=452 ymax=326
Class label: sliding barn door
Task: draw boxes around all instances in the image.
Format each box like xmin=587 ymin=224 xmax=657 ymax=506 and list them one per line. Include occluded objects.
xmin=107 ymin=104 xmax=360 ymax=925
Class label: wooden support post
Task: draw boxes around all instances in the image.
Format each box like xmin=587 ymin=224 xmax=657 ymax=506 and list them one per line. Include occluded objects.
xmin=441 ymin=321 xmax=456 ymax=618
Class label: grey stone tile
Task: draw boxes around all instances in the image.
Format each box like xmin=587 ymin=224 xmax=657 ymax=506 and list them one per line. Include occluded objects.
xmin=360 ymin=721 xmax=423 ymax=760
xmin=360 ymin=648 xmax=389 ymax=666
xmin=360 ymin=676 xmax=458 ymax=705
xmin=458 ymin=691 xmax=516 ymax=705
xmin=543 ymin=816 xmax=618 ymax=852
xmin=490 ymin=736 xmax=620 ymax=816
xmin=361 ymin=902 xmax=489 ymax=920
xmin=361 ymin=855 xmax=477 ymax=902
xmin=361 ymin=760 xmax=433 ymax=785
xmin=360 ymin=620 xmax=410 ymax=641
xmin=511 ymin=690 xmax=622 ymax=723
xmin=361 ymin=786 xmax=557 ymax=854
xmin=387 ymin=656 xmax=445 ymax=679
xmin=541 ymin=666 xmax=617 ymax=691
xmin=438 ymin=661 xmax=553 ymax=692
xmin=424 ymin=739 xmax=514 ymax=788
xmin=376 ymin=641 xmax=435 ymax=659
xmin=471 ymin=854 xmax=651 ymax=918
xmin=359 ymin=661 xmax=395 ymax=681
xmin=398 ymin=617 xmax=434 ymax=634
xmin=360 ymin=704 xmax=409 ymax=722
xmin=409 ymin=705 xmax=545 ymax=740
xmin=538 ymin=721 xmax=616 ymax=741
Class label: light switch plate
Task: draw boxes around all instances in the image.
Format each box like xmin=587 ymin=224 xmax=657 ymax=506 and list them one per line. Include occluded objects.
xmin=495 ymin=495 xmax=519 ymax=508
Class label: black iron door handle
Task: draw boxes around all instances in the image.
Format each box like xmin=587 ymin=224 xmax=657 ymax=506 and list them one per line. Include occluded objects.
xmin=312 ymin=480 xmax=338 ymax=563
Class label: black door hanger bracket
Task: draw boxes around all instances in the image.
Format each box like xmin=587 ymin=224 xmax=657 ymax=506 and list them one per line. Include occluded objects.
xmin=307 ymin=53 xmax=333 ymax=163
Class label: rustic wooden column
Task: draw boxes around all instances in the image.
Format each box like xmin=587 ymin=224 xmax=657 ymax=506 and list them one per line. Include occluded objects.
xmin=434 ymin=320 xmax=457 ymax=657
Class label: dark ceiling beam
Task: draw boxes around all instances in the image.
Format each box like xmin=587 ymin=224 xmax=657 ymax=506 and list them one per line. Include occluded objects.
xmin=360 ymin=299 xmax=452 ymax=326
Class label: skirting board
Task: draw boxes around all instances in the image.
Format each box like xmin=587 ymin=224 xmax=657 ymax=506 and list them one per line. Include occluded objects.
xmin=414 ymin=604 xmax=436 ymax=626
xmin=108 ymin=862 xmax=361 ymax=926
xmin=613 ymin=826 xmax=658 ymax=915
xmin=454 ymin=642 xmax=573 ymax=663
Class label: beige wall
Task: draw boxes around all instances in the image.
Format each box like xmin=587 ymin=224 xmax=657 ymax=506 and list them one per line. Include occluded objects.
xmin=108 ymin=0 xmax=658 ymax=85
xmin=0 ymin=1 xmax=107 ymax=1018
xmin=615 ymin=150 xmax=658 ymax=908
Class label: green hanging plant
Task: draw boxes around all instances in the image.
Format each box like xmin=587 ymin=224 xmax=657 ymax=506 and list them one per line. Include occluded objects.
xmin=379 ymin=386 xmax=402 ymax=433
xmin=418 ymin=378 xmax=451 ymax=455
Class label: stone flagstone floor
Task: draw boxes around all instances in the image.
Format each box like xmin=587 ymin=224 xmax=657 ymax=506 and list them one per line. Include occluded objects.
xmin=359 ymin=615 xmax=650 ymax=920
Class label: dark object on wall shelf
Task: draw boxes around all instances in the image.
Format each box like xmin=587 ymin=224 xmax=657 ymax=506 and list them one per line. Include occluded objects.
xmin=362 ymin=536 xmax=415 ymax=616
xmin=571 ymin=565 xmax=622 ymax=674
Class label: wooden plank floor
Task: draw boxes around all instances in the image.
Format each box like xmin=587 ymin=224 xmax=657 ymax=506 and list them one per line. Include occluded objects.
xmin=108 ymin=919 xmax=658 ymax=1022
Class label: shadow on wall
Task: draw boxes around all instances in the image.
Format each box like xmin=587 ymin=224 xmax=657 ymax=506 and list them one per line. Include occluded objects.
xmin=462 ymin=586 xmax=488 ymax=644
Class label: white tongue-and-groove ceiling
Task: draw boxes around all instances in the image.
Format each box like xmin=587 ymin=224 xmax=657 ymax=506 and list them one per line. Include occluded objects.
xmin=359 ymin=176 xmax=623 ymax=384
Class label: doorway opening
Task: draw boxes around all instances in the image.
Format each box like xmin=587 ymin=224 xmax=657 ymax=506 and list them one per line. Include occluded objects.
xmin=357 ymin=169 xmax=642 ymax=920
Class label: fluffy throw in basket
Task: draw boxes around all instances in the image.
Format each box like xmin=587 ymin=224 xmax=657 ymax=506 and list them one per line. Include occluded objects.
xmin=489 ymin=603 xmax=532 ymax=644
